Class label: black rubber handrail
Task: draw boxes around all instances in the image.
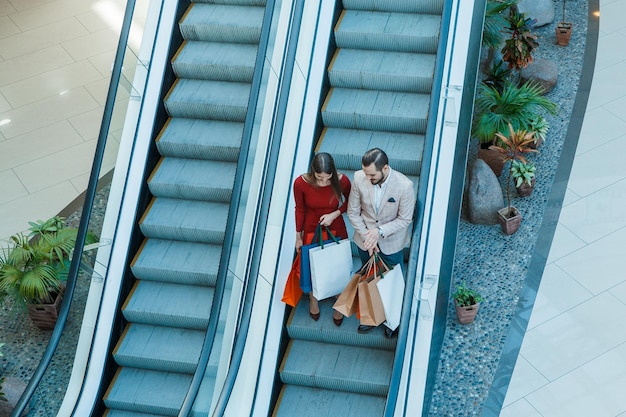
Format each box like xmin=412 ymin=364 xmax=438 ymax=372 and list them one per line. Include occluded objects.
xmin=207 ymin=1 xmax=306 ymax=416
xmin=177 ymin=1 xmax=278 ymax=415
xmin=383 ymin=0 xmax=456 ymax=415
xmin=9 ymin=0 xmax=138 ymax=415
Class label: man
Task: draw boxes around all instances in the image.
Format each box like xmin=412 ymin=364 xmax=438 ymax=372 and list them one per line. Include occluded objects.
xmin=347 ymin=148 xmax=416 ymax=337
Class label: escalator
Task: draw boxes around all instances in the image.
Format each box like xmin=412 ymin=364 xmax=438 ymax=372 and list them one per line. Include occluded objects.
xmin=272 ymin=0 xmax=443 ymax=415
xmin=102 ymin=0 xmax=269 ymax=415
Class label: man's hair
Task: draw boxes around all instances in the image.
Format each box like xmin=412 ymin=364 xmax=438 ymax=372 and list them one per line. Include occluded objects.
xmin=362 ymin=148 xmax=388 ymax=171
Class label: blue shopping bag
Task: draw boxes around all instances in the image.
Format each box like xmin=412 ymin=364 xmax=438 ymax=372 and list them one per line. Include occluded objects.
xmin=299 ymin=225 xmax=339 ymax=293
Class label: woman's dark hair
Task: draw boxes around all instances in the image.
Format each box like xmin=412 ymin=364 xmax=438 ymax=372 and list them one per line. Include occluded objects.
xmin=303 ymin=152 xmax=343 ymax=203
xmin=362 ymin=148 xmax=388 ymax=171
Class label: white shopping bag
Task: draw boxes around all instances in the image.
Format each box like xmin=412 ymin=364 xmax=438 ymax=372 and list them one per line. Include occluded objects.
xmin=376 ymin=265 xmax=405 ymax=330
xmin=308 ymin=238 xmax=353 ymax=300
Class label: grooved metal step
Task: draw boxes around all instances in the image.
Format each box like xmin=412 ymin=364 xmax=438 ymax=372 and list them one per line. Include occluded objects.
xmin=122 ymin=281 xmax=213 ymax=330
xmin=342 ymin=0 xmax=444 ymax=14
xmin=335 ymin=10 xmax=441 ymax=53
xmin=329 ymin=49 xmax=435 ymax=93
xmin=104 ymin=368 xmax=192 ymax=415
xmin=322 ymin=88 xmax=430 ymax=134
xmin=156 ymin=119 xmax=243 ymax=161
xmin=165 ymin=79 xmax=250 ymax=121
xmin=273 ymin=385 xmax=386 ymax=417
xmin=148 ymin=158 xmax=236 ymax=203
xmin=179 ymin=4 xmax=265 ymax=43
xmin=173 ymin=41 xmax=257 ymax=82
xmin=113 ymin=324 xmax=205 ymax=373
xmin=140 ymin=197 xmax=229 ymax=244
xmin=280 ymin=339 xmax=393 ymax=395
xmin=131 ymin=239 xmax=221 ymax=286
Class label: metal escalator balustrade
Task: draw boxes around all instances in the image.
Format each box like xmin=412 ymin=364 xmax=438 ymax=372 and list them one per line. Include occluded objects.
xmin=272 ymin=0 xmax=444 ymax=415
xmin=103 ymin=0 xmax=270 ymax=415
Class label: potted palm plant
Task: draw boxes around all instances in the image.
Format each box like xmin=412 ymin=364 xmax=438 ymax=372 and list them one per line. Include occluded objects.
xmin=453 ymin=283 xmax=484 ymax=324
xmin=472 ymin=81 xmax=556 ymax=176
xmin=556 ymin=0 xmax=572 ymax=46
xmin=490 ymin=124 xmax=538 ymax=234
xmin=0 ymin=216 xmax=98 ymax=329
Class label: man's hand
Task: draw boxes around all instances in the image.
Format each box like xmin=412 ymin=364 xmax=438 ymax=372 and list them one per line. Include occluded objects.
xmin=363 ymin=228 xmax=380 ymax=251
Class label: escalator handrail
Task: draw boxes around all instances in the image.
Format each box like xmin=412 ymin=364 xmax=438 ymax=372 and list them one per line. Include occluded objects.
xmin=177 ymin=1 xmax=278 ymax=415
xmin=208 ymin=1 xmax=307 ymax=416
xmin=9 ymin=0 xmax=138 ymax=415
xmin=383 ymin=0 xmax=455 ymax=415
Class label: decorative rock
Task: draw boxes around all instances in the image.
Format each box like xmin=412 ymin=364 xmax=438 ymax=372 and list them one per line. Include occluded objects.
xmin=520 ymin=58 xmax=559 ymax=93
xmin=467 ymin=159 xmax=504 ymax=225
xmin=0 ymin=377 xmax=28 ymax=417
xmin=517 ymin=0 xmax=555 ymax=27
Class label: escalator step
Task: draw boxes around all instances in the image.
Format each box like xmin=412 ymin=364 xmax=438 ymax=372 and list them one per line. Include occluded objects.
xmin=335 ymin=10 xmax=440 ymax=53
xmin=280 ymin=340 xmax=393 ymax=396
xmin=322 ymin=88 xmax=430 ymax=134
xmin=156 ymin=118 xmax=243 ymax=161
xmin=140 ymin=197 xmax=228 ymax=244
xmin=122 ymin=281 xmax=214 ymax=330
xmin=329 ymin=49 xmax=435 ymax=93
xmin=342 ymin=0 xmax=444 ymax=14
xmin=165 ymin=79 xmax=250 ymax=121
xmin=286 ymin=298 xmax=396 ymax=351
xmin=148 ymin=157 xmax=236 ymax=203
xmin=273 ymin=385 xmax=385 ymax=417
xmin=104 ymin=368 xmax=191 ymax=415
xmin=319 ymin=127 xmax=424 ymax=176
xmin=180 ymin=4 xmax=264 ymax=44
xmin=132 ymin=239 xmax=221 ymax=286
xmin=113 ymin=324 xmax=205 ymax=374
xmin=173 ymin=41 xmax=257 ymax=82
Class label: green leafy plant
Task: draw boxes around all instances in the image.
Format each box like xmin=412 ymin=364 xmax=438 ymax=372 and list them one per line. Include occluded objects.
xmin=472 ymin=81 xmax=557 ymax=145
xmin=453 ymin=283 xmax=484 ymax=307
xmin=482 ymin=0 xmax=517 ymax=49
xmin=511 ymin=160 xmax=536 ymax=187
xmin=528 ymin=115 xmax=549 ymax=145
xmin=0 ymin=216 xmax=98 ymax=307
xmin=501 ymin=6 xmax=539 ymax=71
xmin=490 ymin=123 xmax=539 ymax=214
xmin=483 ymin=60 xmax=512 ymax=94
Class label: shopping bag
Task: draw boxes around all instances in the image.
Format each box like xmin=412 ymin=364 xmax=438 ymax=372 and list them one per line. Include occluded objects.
xmin=299 ymin=225 xmax=337 ymax=293
xmin=358 ymin=274 xmax=386 ymax=326
xmin=376 ymin=265 xmax=405 ymax=330
xmin=281 ymin=252 xmax=303 ymax=307
xmin=309 ymin=233 xmax=352 ymax=300
xmin=333 ymin=271 xmax=362 ymax=317
xmin=354 ymin=253 xmax=389 ymax=320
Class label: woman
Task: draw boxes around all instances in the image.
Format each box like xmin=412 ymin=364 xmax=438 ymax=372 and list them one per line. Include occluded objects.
xmin=293 ymin=152 xmax=351 ymax=326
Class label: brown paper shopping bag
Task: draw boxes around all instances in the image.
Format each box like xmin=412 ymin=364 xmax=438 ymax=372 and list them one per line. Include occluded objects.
xmin=357 ymin=275 xmax=386 ymax=326
xmin=333 ymin=271 xmax=362 ymax=317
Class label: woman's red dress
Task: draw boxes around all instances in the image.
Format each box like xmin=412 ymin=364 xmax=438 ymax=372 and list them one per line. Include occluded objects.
xmin=293 ymin=174 xmax=351 ymax=243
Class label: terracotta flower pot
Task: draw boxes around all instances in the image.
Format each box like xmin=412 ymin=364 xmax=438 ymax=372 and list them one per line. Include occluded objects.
xmin=455 ymin=300 xmax=480 ymax=324
xmin=516 ymin=177 xmax=536 ymax=197
xmin=556 ymin=22 xmax=572 ymax=46
xmin=497 ymin=206 xmax=522 ymax=235
xmin=26 ymin=290 xmax=63 ymax=330
xmin=478 ymin=148 xmax=506 ymax=177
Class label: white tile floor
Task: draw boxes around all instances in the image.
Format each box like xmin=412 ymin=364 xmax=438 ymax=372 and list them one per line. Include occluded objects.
xmin=502 ymin=0 xmax=626 ymax=416
xmin=1 ymin=0 xmax=624 ymax=416
xmin=0 ymin=0 xmax=123 ymax=242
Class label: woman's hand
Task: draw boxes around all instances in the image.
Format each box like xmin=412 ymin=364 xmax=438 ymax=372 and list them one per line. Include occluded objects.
xmin=295 ymin=232 xmax=303 ymax=251
xmin=319 ymin=210 xmax=340 ymax=227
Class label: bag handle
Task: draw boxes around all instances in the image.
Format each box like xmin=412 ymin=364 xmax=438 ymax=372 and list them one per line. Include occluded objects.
xmin=317 ymin=225 xmax=339 ymax=249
